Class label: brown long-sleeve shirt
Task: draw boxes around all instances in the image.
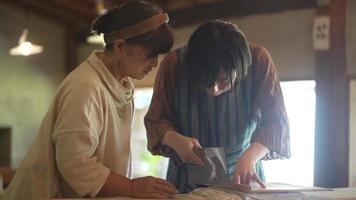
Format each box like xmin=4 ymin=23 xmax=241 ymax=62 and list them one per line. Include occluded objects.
xmin=145 ymin=43 xmax=290 ymax=160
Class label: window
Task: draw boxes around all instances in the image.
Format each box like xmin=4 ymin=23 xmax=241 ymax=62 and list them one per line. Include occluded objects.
xmin=131 ymin=88 xmax=168 ymax=178
xmin=349 ymin=80 xmax=356 ymax=187
xmin=263 ymin=80 xmax=316 ymax=186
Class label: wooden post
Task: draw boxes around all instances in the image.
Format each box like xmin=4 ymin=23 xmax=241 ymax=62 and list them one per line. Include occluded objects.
xmin=314 ymin=0 xmax=349 ymax=187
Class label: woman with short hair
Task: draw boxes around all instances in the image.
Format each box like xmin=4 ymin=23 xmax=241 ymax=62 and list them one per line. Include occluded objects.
xmin=145 ymin=20 xmax=290 ymax=193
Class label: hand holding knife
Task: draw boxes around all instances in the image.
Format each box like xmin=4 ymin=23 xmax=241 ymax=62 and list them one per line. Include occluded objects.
xmin=192 ymin=146 xmax=207 ymax=166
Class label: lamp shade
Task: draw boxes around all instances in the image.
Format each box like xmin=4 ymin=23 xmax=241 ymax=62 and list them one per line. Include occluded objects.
xmin=9 ymin=28 xmax=43 ymax=56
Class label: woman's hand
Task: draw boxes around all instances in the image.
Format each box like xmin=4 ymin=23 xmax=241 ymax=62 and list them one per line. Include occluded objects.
xmin=130 ymin=176 xmax=177 ymax=199
xmin=162 ymin=131 xmax=204 ymax=166
xmin=98 ymin=171 xmax=176 ymax=198
xmin=233 ymin=156 xmax=265 ymax=188
xmin=233 ymin=142 xmax=269 ymax=188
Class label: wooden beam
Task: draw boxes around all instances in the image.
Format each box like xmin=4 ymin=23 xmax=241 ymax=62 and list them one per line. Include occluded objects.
xmin=54 ymin=0 xmax=96 ymax=20
xmin=73 ymin=0 xmax=318 ymax=43
xmin=1 ymin=0 xmax=94 ymax=26
xmin=103 ymin=0 xmax=128 ymax=9
xmin=166 ymin=0 xmax=318 ymax=28
xmin=314 ymin=0 xmax=349 ymax=188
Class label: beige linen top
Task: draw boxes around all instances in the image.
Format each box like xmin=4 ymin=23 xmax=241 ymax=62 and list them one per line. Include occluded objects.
xmin=3 ymin=50 xmax=134 ymax=199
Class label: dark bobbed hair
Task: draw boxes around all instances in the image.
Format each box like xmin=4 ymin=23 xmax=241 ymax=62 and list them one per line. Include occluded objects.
xmin=91 ymin=0 xmax=173 ymax=57
xmin=186 ymin=20 xmax=252 ymax=89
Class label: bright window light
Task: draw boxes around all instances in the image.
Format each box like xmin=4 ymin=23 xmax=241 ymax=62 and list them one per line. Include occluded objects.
xmin=263 ymin=80 xmax=316 ymax=186
xmin=132 ymin=88 xmax=169 ymax=178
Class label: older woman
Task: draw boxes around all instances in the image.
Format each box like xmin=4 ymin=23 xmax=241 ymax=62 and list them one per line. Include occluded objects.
xmin=3 ymin=1 xmax=176 ymax=199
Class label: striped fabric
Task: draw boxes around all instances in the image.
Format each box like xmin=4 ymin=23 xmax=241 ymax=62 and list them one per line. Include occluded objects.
xmin=167 ymin=48 xmax=264 ymax=193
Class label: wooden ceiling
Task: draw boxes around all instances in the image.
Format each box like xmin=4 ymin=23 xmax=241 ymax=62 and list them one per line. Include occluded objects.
xmin=1 ymin=0 xmax=227 ymax=26
xmin=1 ymin=0 xmax=97 ymax=25
xmin=1 ymin=0 xmax=317 ymax=43
xmin=1 ymin=0 xmax=317 ymax=27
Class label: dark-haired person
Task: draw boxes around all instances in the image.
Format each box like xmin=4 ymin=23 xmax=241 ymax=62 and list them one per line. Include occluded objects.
xmin=3 ymin=1 xmax=176 ymax=199
xmin=145 ymin=20 xmax=290 ymax=193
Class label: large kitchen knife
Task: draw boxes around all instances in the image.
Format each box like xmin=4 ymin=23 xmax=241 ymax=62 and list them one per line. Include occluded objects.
xmin=188 ymin=147 xmax=252 ymax=193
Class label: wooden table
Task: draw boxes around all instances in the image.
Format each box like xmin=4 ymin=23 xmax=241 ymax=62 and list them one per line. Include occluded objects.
xmin=53 ymin=187 xmax=356 ymax=200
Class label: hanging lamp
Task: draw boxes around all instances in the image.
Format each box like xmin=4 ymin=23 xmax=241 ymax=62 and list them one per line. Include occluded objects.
xmin=9 ymin=28 xmax=43 ymax=56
